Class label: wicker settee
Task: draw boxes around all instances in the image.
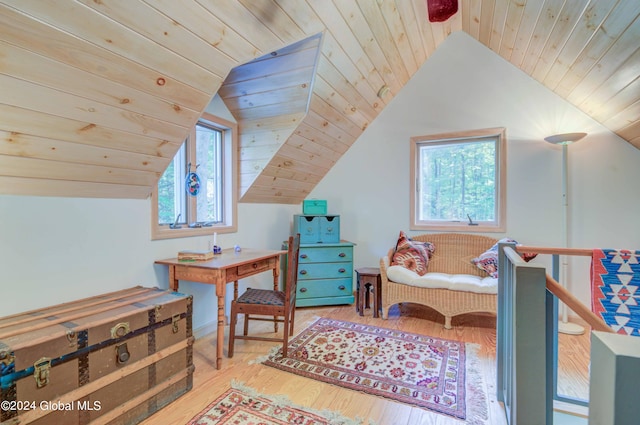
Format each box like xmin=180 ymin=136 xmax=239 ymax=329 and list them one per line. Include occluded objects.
xmin=380 ymin=233 xmax=499 ymax=329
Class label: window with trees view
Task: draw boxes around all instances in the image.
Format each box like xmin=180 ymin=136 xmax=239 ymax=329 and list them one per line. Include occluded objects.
xmin=410 ymin=128 xmax=506 ymax=232
xmin=151 ymin=112 xmax=237 ymax=240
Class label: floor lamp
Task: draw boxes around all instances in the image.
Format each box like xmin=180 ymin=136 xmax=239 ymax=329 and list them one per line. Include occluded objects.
xmin=544 ymin=132 xmax=587 ymax=335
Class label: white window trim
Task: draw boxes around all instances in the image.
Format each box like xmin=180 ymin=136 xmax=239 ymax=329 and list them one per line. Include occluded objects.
xmin=151 ymin=112 xmax=238 ymax=240
xmin=410 ymin=127 xmax=507 ymax=233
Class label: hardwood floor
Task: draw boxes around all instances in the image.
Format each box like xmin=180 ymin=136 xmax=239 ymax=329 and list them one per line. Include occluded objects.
xmin=140 ymin=304 xmax=590 ymax=425
xmin=557 ymin=318 xmax=592 ymax=402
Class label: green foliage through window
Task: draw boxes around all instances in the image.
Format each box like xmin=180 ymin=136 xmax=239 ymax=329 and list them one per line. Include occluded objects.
xmin=411 ymin=128 xmax=505 ymax=231
xmin=418 ymin=139 xmax=496 ymax=222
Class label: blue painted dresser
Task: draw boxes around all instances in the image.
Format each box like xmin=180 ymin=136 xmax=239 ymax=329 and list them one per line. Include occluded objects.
xmin=284 ymin=240 xmax=355 ymax=307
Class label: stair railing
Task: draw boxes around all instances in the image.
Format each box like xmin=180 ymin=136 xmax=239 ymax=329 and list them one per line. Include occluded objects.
xmin=497 ymin=243 xmax=613 ymax=425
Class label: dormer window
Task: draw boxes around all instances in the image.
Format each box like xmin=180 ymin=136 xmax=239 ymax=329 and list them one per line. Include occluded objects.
xmin=151 ymin=112 xmax=237 ymax=240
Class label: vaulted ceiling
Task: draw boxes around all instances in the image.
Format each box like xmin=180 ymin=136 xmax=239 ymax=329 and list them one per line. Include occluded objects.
xmin=1 ymin=0 xmax=638 ymax=203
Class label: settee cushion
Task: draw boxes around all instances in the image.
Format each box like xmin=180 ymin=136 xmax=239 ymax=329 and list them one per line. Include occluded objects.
xmin=386 ymin=264 xmax=498 ymax=294
xmin=391 ymin=231 xmax=435 ymax=276
xmin=471 ymin=238 xmax=538 ymax=278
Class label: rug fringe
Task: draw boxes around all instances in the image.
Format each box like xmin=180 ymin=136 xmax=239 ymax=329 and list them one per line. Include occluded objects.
xmin=247 ymin=316 xmax=323 ymax=365
xmin=464 ymin=343 xmax=490 ymax=425
xmin=230 ymin=380 xmax=366 ymax=425
xmin=248 ymin=345 xmax=280 ymax=365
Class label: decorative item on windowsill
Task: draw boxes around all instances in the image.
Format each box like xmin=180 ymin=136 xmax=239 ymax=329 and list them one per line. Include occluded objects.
xmin=185 ymin=162 xmax=201 ymax=197
xmin=170 ymin=213 xmax=182 ymax=229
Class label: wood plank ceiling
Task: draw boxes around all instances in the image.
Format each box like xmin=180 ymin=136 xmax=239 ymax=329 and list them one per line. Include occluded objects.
xmin=0 ymin=0 xmax=638 ymax=203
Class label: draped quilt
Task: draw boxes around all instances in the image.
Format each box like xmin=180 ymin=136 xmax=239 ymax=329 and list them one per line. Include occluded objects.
xmin=591 ymin=249 xmax=640 ymax=336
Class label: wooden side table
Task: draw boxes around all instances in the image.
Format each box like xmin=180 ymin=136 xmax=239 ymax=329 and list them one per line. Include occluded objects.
xmin=355 ymin=267 xmax=382 ymax=318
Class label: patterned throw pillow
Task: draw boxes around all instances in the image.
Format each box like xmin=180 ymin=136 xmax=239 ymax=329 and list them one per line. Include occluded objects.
xmin=391 ymin=231 xmax=436 ymax=276
xmin=471 ymin=238 xmax=537 ymax=278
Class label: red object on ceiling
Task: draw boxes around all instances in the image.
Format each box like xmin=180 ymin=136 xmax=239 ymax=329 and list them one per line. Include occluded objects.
xmin=426 ymin=0 xmax=458 ymax=23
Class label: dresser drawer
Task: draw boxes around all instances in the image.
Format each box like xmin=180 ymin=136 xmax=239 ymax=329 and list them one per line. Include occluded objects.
xmin=299 ymin=246 xmax=353 ymax=263
xmin=283 ymin=237 xmax=355 ymax=307
xmin=298 ymin=262 xmax=352 ymax=280
xmin=296 ymin=278 xmax=352 ymax=299
xmin=293 ymin=215 xmax=340 ymax=243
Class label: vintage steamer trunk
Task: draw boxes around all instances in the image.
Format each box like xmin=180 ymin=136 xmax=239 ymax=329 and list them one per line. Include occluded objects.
xmin=0 ymin=286 xmax=193 ymax=425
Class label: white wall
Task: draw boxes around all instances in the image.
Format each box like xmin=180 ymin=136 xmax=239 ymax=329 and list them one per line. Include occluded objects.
xmin=0 ymin=195 xmax=298 ymax=331
xmin=309 ymin=32 xmax=640 ymax=309
xmin=1 ymin=32 xmax=638 ymax=329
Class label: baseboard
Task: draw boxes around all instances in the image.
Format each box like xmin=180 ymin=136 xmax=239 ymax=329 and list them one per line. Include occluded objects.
xmin=193 ymin=318 xmax=227 ymax=339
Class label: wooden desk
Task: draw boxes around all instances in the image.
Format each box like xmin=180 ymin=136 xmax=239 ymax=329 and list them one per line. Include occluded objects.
xmin=155 ymin=248 xmax=285 ymax=369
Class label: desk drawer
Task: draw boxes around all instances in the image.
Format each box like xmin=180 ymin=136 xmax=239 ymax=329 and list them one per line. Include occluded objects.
xmin=298 ymin=262 xmax=352 ymax=280
xmin=237 ymin=258 xmax=274 ymax=277
xmin=225 ymin=258 xmax=275 ymax=281
xmin=297 ymin=278 xmax=352 ymax=299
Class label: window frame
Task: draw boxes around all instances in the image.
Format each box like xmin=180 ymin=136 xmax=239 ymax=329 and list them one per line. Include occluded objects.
xmin=151 ymin=112 xmax=237 ymax=240
xmin=410 ymin=127 xmax=506 ymax=232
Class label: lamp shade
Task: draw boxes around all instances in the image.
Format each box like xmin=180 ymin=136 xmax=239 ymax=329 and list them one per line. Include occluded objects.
xmin=544 ymin=132 xmax=587 ymax=145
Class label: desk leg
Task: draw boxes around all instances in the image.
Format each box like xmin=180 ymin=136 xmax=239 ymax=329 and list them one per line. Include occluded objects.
xmin=273 ymin=256 xmax=281 ymax=290
xmin=215 ymin=278 xmax=225 ymax=370
xmin=168 ymin=265 xmax=179 ymax=292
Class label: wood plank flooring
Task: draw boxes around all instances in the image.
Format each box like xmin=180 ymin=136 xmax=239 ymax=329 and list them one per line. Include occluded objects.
xmin=140 ymin=303 xmax=590 ymax=425
xmin=557 ymin=318 xmax=592 ymax=402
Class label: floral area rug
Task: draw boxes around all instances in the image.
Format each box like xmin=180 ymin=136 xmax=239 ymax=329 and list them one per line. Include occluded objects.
xmin=259 ymin=318 xmax=488 ymax=423
xmin=187 ymin=381 xmax=363 ymax=425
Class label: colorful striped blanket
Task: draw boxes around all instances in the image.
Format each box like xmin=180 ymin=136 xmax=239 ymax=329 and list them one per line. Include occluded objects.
xmin=591 ymin=249 xmax=640 ymax=336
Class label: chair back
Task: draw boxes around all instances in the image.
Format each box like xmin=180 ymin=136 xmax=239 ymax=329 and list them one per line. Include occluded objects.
xmin=285 ymin=233 xmax=301 ymax=308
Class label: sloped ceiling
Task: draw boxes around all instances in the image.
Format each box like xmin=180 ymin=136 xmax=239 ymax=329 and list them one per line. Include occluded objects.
xmin=0 ymin=0 xmax=638 ymax=203
xmin=217 ymin=33 xmax=321 ymax=200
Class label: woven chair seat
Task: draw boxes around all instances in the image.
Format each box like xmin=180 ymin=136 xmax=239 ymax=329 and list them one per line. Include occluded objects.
xmin=237 ymin=288 xmax=286 ymax=306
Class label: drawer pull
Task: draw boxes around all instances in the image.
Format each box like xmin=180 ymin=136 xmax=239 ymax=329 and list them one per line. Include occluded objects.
xmin=338 ymin=252 xmax=346 ymax=257
xmin=300 ymin=270 xmax=307 ymax=275
xmin=338 ymin=268 xmax=346 ymax=273
xmin=338 ymin=285 xmax=346 ymax=290
xmin=300 ymin=287 xmax=307 ymax=293
xmin=300 ymin=254 xmax=308 ymax=259
xmin=252 ymin=263 xmax=258 ymax=269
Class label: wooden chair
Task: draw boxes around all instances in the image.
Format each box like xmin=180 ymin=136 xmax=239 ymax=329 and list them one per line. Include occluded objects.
xmin=228 ymin=234 xmax=301 ymax=358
